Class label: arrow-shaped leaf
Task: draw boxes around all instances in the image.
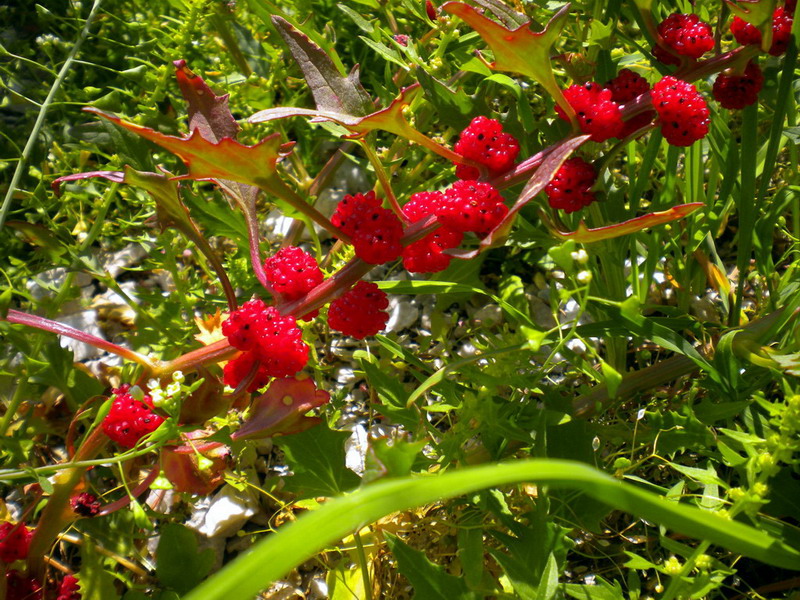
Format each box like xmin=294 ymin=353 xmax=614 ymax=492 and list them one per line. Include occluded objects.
xmin=442 ymin=2 xmax=574 ymax=120
xmin=251 ymin=84 xmax=469 ymax=164
xmin=272 ymin=16 xmax=372 ymax=117
xmin=543 ymin=203 xmax=704 ymax=243
xmin=84 ymin=107 xmax=287 ymax=188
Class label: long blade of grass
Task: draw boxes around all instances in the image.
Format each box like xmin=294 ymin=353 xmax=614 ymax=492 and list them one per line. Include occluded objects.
xmin=183 ymin=459 xmax=800 ymax=600
xmin=0 ymin=0 xmax=103 ymax=230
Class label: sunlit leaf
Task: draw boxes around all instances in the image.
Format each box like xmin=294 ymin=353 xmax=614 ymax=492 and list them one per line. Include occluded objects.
xmin=542 ymin=203 xmax=704 ymax=243
xmin=442 ymin=2 xmax=574 ymax=119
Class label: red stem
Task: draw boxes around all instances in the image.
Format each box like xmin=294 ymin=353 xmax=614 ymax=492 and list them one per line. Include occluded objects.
xmin=3 ymin=310 xmax=157 ymax=371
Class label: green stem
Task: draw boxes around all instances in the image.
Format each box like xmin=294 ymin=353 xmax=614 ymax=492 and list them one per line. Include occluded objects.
xmin=0 ymin=0 xmax=103 ymax=230
xmin=357 ymin=140 xmax=405 ymax=221
xmin=353 ymin=530 xmax=373 ymax=600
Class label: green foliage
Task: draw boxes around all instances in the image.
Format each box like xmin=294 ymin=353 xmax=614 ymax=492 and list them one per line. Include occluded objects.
xmin=2 ymin=0 xmax=800 ymax=598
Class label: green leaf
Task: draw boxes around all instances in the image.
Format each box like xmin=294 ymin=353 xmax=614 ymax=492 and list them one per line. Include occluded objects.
xmin=384 ymin=532 xmax=478 ymax=599
xmin=278 ymin=424 xmax=360 ymax=497
xmin=536 ymin=553 xmax=560 ymax=600
xmin=79 ymin=540 xmax=121 ymax=600
xmin=416 ymin=67 xmax=474 ymax=129
xmin=182 ymin=459 xmax=800 ymax=600
xmin=156 ymin=523 xmax=215 ymax=594
xmin=271 ymin=16 xmax=372 ymax=116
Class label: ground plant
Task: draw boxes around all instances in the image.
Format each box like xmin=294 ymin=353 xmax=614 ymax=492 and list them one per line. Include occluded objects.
xmin=1 ymin=0 xmax=800 ymax=598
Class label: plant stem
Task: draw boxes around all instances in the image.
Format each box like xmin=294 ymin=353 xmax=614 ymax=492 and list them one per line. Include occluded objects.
xmin=353 ymin=530 xmax=373 ymax=600
xmin=0 ymin=0 xmax=103 ymax=230
xmin=2 ymin=310 xmax=157 ymax=371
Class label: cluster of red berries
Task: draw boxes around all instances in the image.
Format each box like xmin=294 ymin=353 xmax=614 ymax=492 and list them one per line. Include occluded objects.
xmin=70 ymin=492 xmax=101 ymax=518
xmin=5 ymin=571 xmax=42 ymax=600
xmin=222 ymin=299 xmax=309 ymax=391
xmin=328 ymin=281 xmax=390 ymax=339
xmin=264 ymin=245 xmax=324 ymax=319
xmin=453 ymin=115 xmax=520 ymax=179
xmin=651 ymin=76 xmax=710 ymax=147
xmin=101 ymin=385 xmax=165 ymax=448
xmin=731 ymin=4 xmax=794 ymax=56
xmin=401 ymin=191 xmax=463 ymax=273
xmin=556 ymin=82 xmax=624 ymax=142
xmin=0 ymin=521 xmax=32 ymax=563
xmin=1 ymin=521 xmax=44 ymax=600
xmin=545 ymin=158 xmax=597 ymax=213
xmin=332 ymin=191 xmax=404 ymax=264
xmin=657 ymin=13 xmax=714 ymax=61
xmin=713 ymin=62 xmax=765 ymax=110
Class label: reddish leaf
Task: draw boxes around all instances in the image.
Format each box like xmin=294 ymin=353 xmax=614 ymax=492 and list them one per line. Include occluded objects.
xmin=161 ymin=440 xmax=229 ymax=496
xmin=231 ymin=376 xmax=331 ymax=440
xmin=84 ymin=107 xmax=288 ymax=188
xmin=542 ymin=203 xmax=704 ymax=243
xmin=447 ymin=134 xmax=591 ymax=259
xmin=52 ymin=170 xmax=124 ymax=195
xmin=251 ymin=85 xmax=468 ymax=164
xmin=471 ymin=0 xmax=530 ymax=28
xmin=442 ymin=2 xmax=574 ymax=119
xmin=272 ymin=16 xmax=372 ymax=117
xmin=174 ymin=59 xmax=239 ymax=143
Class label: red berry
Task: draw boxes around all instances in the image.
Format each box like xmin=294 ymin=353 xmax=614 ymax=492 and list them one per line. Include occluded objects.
xmin=731 ymin=7 xmax=794 ymax=55
xmin=545 ymin=157 xmax=597 ymax=213
xmin=70 ymin=493 xmax=101 ymax=518
xmin=401 ymin=192 xmax=463 ymax=273
xmin=222 ymin=352 xmax=272 ymax=392
xmin=331 ymin=192 xmax=404 ymax=264
xmin=652 ymin=44 xmax=681 ymax=66
xmin=712 ymin=62 xmax=764 ymax=109
xmin=437 ymin=181 xmax=508 ymax=235
xmin=0 ymin=522 xmax=32 ymax=563
xmin=605 ymin=69 xmax=650 ymax=104
xmin=657 ymin=13 xmax=714 ymax=59
xmin=556 ymin=82 xmax=624 ymax=142
xmin=57 ymin=575 xmax=81 ymax=600
xmin=5 ymin=570 xmax=41 ymax=600
xmin=221 ymin=298 xmax=270 ymax=351
xmin=651 ymin=76 xmax=710 ymax=146
xmin=102 ymin=387 xmax=165 ymax=448
xmin=453 ymin=116 xmax=520 ymax=180
xmin=223 ymin=303 xmax=309 ymax=384
xmin=264 ymin=246 xmax=323 ymax=299
xmin=328 ymin=282 xmax=389 ymax=339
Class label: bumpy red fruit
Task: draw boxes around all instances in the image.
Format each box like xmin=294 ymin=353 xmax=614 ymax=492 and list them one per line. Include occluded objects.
xmin=328 ymin=281 xmax=389 ymax=339
xmin=712 ymin=62 xmax=764 ymax=109
xmin=652 ymin=44 xmax=681 ymax=66
xmin=651 ymin=76 xmax=710 ymax=146
xmin=57 ymin=575 xmax=81 ymax=600
xmin=731 ymin=7 xmax=794 ymax=55
xmin=70 ymin=493 xmax=101 ymax=518
xmin=545 ymin=157 xmax=597 ymax=213
xmin=264 ymin=246 xmax=324 ymax=299
xmin=453 ymin=116 xmax=520 ymax=180
xmin=437 ymin=181 xmax=508 ymax=235
xmin=5 ymin=570 xmax=42 ymax=600
xmin=223 ymin=352 xmax=272 ymax=392
xmin=0 ymin=521 xmax=32 ymax=562
xmin=605 ymin=69 xmax=650 ymax=103
xmin=102 ymin=387 xmax=165 ymax=448
xmin=221 ymin=298 xmax=270 ymax=351
xmin=401 ymin=192 xmax=463 ymax=273
xmin=331 ymin=192 xmax=403 ymax=264
xmin=556 ymin=83 xmax=624 ymax=142
xmin=657 ymin=13 xmax=714 ymax=59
